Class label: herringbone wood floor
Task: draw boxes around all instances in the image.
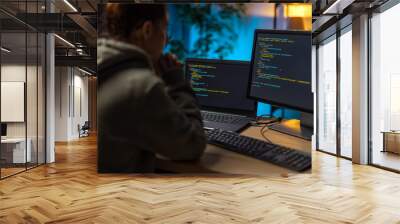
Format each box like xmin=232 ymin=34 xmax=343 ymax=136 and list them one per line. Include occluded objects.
xmin=1 ymin=135 xmax=400 ymax=223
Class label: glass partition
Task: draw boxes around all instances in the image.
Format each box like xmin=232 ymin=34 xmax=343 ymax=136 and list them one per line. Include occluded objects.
xmin=1 ymin=30 xmax=28 ymax=178
xmin=317 ymin=35 xmax=337 ymax=155
xmin=27 ymin=30 xmax=38 ymax=169
xmin=0 ymin=0 xmax=46 ymax=179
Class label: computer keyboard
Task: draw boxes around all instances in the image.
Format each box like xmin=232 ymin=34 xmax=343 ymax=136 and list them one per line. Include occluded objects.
xmin=201 ymin=111 xmax=249 ymax=124
xmin=205 ymin=129 xmax=311 ymax=172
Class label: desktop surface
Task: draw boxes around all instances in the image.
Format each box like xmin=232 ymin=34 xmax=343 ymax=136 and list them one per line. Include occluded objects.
xmin=156 ymin=124 xmax=311 ymax=176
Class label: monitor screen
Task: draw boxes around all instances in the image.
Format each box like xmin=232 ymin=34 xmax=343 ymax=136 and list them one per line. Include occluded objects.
xmin=185 ymin=59 xmax=256 ymax=114
xmin=248 ymin=30 xmax=313 ymax=113
xmin=1 ymin=123 xmax=7 ymax=137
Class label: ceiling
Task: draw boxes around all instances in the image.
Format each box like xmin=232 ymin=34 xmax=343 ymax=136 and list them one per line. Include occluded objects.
xmin=0 ymin=0 xmax=392 ymax=73
xmin=0 ymin=0 xmax=99 ymax=72
xmin=311 ymin=0 xmax=390 ymax=38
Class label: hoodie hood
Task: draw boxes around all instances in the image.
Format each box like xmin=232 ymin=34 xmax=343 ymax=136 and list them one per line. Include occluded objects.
xmin=97 ymin=38 xmax=153 ymax=74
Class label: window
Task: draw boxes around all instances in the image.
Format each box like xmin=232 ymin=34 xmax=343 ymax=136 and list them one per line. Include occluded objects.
xmin=317 ymin=35 xmax=337 ymax=154
xmin=339 ymin=27 xmax=352 ymax=158
xmin=370 ymin=3 xmax=400 ymax=171
xmin=316 ymin=24 xmax=353 ymax=159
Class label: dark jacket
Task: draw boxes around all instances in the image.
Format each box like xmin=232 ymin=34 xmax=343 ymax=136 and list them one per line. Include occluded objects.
xmin=97 ymin=38 xmax=206 ymax=173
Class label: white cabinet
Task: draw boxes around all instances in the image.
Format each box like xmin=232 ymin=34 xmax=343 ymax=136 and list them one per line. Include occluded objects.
xmin=1 ymin=138 xmax=32 ymax=163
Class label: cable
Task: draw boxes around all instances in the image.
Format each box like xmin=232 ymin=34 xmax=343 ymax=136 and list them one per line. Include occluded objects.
xmin=259 ymin=118 xmax=281 ymax=143
xmin=253 ymin=114 xmax=281 ymax=126
xmin=253 ymin=113 xmax=281 ymax=143
xmin=255 ymin=114 xmax=273 ymax=124
xmin=260 ymin=123 xmax=272 ymax=143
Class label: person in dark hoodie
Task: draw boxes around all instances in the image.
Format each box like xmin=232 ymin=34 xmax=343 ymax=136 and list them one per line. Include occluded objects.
xmin=97 ymin=3 xmax=207 ymax=173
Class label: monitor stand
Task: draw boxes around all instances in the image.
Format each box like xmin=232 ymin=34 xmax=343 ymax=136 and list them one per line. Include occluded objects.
xmin=268 ymin=112 xmax=313 ymax=140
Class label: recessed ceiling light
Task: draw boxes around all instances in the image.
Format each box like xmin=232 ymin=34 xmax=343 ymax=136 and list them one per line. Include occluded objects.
xmin=63 ymin=0 xmax=78 ymax=12
xmin=54 ymin=34 xmax=75 ymax=48
xmin=78 ymin=67 xmax=92 ymax=76
xmin=322 ymin=0 xmax=354 ymax=15
xmin=1 ymin=47 xmax=11 ymax=53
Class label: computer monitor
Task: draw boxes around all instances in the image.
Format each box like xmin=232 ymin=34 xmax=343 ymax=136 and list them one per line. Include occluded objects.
xmin=1 ymin=123 xmax=7 ymax=138
xmin=248 ymin=29 xmax=313 ymax=139
xmin=185 ymin=58 xmax=256 ymax=116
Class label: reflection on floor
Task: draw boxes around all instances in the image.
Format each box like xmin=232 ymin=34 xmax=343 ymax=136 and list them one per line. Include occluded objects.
xmin=0 ymin=167 xmax=25 ymax=178
xmin=0 ymin=162 xmax=42 ymax=178
xmin=373 ymin=150 xmax=400 ymax=171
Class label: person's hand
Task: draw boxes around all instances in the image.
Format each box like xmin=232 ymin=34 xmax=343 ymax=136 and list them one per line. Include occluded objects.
xmin=158 ymin=53 xmax=182 ymax=75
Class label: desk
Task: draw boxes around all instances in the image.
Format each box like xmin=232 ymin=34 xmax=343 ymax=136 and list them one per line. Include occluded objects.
xmin=1 ymin=138 xmax=32 ymax=164
xmin=382 ymin=131 xmax=400 ymax=154
xmin=156 ymin=126 xmax=311 ymax=176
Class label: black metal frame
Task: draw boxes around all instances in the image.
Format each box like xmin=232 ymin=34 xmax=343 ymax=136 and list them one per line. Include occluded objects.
xmin=367 ymin=10 xmax=373 ymax=166
xmin=315 ymin=22 xmax=353 ymax=161
xmin=336 ymin=28 xmax=341 ymax=158
xmin=315 ymin=44 xmax=319 ymax=151
xmin=0 ymin=17 xmax=2 ymax=179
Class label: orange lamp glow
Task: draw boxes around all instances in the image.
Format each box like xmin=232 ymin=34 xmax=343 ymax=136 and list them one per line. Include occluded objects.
xmin=281 ymin=119 xmax=301 ymax=132
xmin=287 ymin=4 xmax=312 ymax=18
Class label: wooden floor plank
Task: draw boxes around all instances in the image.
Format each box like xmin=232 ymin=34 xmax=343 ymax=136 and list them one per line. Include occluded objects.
xmin=0 ymin=135 xmax=399 ymax=223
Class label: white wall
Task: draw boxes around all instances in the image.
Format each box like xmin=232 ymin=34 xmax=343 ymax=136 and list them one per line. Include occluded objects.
xmin=1 ymin=65 xmax=26 ymax=140
xmin=73 ymin=73 xmax=89 ymax=137
xmin=1 ymin=65 xmax=36 ymax=138
xmin=55 ymin=67 xmax=89 ymax=141
xmin=55 ymin=66 xmax=70 ymax=141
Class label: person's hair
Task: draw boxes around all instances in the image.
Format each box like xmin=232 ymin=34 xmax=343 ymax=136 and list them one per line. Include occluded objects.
xmin=105 ymin=3 xmax=167 ymax=40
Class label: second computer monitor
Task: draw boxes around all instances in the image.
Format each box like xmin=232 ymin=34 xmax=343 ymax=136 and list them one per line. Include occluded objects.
xmin=248 ymin=29 xmax=313 ymax=113
xmin=185 ymin=58 xmax=256 ymax=115
xmin=1 ymin=123 xmax=7 ymax=137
